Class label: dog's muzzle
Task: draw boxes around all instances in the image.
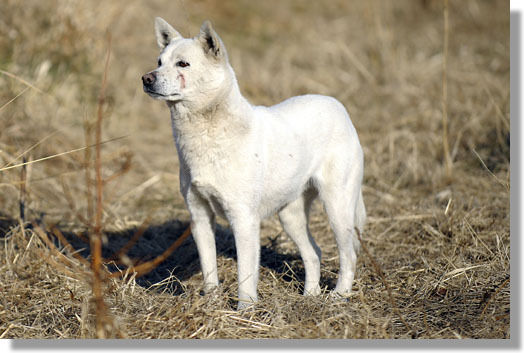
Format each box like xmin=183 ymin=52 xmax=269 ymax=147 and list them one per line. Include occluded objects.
xmin=142 ymin=71 xmax=181 ymax=100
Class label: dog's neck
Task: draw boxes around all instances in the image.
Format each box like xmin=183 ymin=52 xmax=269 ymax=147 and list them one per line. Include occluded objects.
xmin=168 ymin=80 xmax=251 ymax=133
xmin=167 ymin=78 xmax=253 ymax=168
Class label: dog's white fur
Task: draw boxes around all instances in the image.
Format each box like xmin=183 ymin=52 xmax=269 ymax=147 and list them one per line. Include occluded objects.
xmin=142 ymin=18 xmax=366 ymax=309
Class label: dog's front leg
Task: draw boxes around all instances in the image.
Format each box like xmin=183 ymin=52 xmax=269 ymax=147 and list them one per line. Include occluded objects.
xmin=230 ymin=213 xmax=261 ymax=310
xmin=187 ymin=192 xmax=219 ymax=293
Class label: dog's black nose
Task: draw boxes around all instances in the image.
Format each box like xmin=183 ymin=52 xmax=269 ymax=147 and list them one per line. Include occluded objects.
xmin=142 ymin=72 xmax=156 ymax=86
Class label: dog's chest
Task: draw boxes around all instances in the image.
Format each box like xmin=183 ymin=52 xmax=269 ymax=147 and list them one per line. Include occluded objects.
xmin=177 ymin=141 xmax=239 ymax=219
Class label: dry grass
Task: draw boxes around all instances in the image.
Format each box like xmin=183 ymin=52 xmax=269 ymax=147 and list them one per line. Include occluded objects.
xmin=0 ymin=0 xmax=509 ymax=339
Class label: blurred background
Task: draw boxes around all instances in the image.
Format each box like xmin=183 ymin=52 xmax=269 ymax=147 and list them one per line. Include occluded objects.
xmin=0 ymin=0 xmax=509 ymax=224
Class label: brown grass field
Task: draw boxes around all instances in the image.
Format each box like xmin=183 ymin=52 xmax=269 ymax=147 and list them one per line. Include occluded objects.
xmin=0 ymin=0 xmax=510 ymax=339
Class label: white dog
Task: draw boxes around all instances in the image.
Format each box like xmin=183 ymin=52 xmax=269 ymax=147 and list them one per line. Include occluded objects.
xmin=142 ymin=18 xmax=366 ymax=309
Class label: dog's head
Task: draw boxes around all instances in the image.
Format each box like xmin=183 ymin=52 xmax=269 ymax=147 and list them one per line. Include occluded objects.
xmin=142 ymin=18 xmax=233 ymax=108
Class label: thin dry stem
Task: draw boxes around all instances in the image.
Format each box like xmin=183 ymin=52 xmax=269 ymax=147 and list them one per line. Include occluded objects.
xmin=0 ymin=69 xmax=46 ymax=95
xmin=0 ymin=135 xmax=128 ymax=173
xmin=19 ymin=157 xmax=27 ymax=223
xmin=83 ymin=113 xmax=95 ymax=230
xmin=91 ymin=32 xmax=113 ymax=339
xmin=0 ymin=87 xmax=29 ymax=113
xmin=442 ymin=0 xmax=452 ymax=180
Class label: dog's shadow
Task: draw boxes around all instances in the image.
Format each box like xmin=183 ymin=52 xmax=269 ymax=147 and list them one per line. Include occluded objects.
xmin=2 ymin=213 xmax=337 ymax=295
xmin=56 ymin=219 xmax=320 ymax=295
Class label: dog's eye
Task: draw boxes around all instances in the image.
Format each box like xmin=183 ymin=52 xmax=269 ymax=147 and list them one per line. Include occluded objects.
xmin=176 ymin=61 xmax=190 ymax=68
xmin=157 ymin=58 xmax=162 ymax=67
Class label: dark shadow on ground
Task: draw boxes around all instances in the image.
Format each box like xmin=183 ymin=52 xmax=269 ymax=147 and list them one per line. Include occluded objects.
xmin=2 ymin=211 xmax=337 ymax=295
xmin=0 ymin=212 xmax=18 ymax=238
xmin=44 ymin=219 xmax=335 ymax=295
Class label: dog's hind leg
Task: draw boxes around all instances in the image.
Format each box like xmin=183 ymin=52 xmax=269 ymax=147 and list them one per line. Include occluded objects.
xmin=316 ymin=161 xmax=364 ymax=297
xmin=278 ymin=188 xmax=322 ymax=296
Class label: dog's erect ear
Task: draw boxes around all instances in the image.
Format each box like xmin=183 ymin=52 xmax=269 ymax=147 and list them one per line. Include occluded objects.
xmin=155 ymin=17 xmax=182 ymax=49
xmin=198 ymin=21 xmax=225 ymax=59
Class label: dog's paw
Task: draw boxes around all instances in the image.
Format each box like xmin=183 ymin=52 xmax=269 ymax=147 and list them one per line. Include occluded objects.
xmin=237 ymin=299 xmax=256 ymax=311
xmin=199 ymin=284 xmax=222 ymax=302
xmin=201 ymin=283 xmax=219 ymax=295
xmin=303 ymin=284 xmax=322 ymax=296
xmin=328 ymin=290 xmax=355 ymax=303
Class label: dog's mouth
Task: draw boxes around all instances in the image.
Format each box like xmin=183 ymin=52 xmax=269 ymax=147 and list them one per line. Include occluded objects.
xmin=143 ymin=87 xmax=182 ymax=101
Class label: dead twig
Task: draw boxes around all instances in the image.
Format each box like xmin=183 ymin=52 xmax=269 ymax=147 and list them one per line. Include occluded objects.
xmin=109 ymin=226 xmax=192 ymax=278
xmin=108 ymin=216 xmax=151 ymax=263
xmin=32 ymin=224 xmax=90 ymax=280
xmin=90 ymin=31 xmax=113 ymax=339
xmin=51 ymin=226 xmax=91 ymax=266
